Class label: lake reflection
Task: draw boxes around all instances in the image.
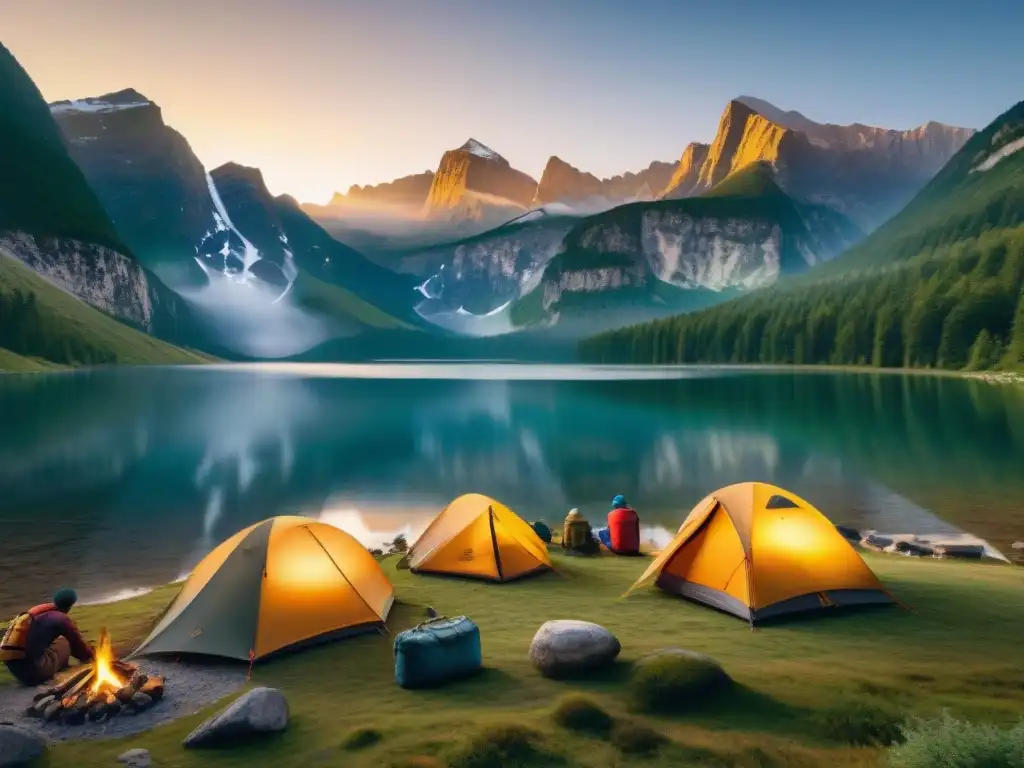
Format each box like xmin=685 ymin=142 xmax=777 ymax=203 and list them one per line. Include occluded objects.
xmin=0 ymin=365 xmax=1021 ymax=613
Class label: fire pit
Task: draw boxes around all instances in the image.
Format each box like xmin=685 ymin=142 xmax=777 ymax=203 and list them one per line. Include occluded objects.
xmin=24 ymin=629 xmax=164 ymax=725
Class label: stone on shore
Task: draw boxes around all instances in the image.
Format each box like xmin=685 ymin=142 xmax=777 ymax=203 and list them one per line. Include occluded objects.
xmin=529 ymin=620 xmax=620 ymax=678
xmin=183 ymin=687 xmax=289 ymax=748
xmin=0 ymin=723 xmax=47 ymax=767
xmin=117 ymin=748 xmax=151 ymax=768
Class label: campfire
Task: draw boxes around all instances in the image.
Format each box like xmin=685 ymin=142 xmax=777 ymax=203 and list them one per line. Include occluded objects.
xmin=25 ymin=629 xmax=164 ymax=725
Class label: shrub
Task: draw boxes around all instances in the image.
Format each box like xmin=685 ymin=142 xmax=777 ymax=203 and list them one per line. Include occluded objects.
xmin=817 ymin=701 xmax=905 ymax=746
xmin=552 ymin=694 xmax=614 ymax=735
xmin=342 ymin=727 xmax=382 ymax=751
xmin=396 ymin=758 xmax=443 ymax=768
xmin=448 ymin=723 xmax=565 ymax=768
xmin=610 ymin=720 xmax=666 ymax=755
xmin=888 ymin=713 xmax=1024 ymax=768
xmin=629 ymin=650 xmax=731 ymax=714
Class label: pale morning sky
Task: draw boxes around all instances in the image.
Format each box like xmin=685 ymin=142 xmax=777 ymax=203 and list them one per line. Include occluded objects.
xmin=3 ymin=0 xmax=1021 ymax=203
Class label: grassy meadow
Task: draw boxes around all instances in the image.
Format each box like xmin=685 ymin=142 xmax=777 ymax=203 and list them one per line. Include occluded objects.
xmin=4 ymin=550 xmax=1022 ymax=767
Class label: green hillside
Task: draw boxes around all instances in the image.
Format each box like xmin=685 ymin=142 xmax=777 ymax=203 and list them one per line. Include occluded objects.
xmin=0 ymin=253 xmax=211 ymax=370
xmin=290 ymin=271 xmax=415 ymax=332
xmin=825 ymin=101 xmax=1024 ymax=272
xmin=0 ymin=42 xmax=126 ymax=248
xmin=580 ymin=101 xmax=1024 ymax=372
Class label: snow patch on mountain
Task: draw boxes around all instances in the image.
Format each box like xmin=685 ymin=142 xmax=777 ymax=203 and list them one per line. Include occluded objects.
xmin=50 ymin=98 xmax=150 ymax=114
xmin=460 ymin=139 xmax=501 ymax=160
xmin=971 ymin=135 xmax=1024 ymax=173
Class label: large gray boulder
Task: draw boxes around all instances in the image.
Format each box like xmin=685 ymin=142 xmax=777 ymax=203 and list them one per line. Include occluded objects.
xmin=183 ymin=687 xmax=289 ymax=748
xmin=0 ymin=723 xmax=46 ymax=767
xmin=529 ymin=620 xmax=620 ymax=678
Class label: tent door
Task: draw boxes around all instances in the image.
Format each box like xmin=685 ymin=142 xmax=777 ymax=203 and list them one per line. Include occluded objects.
xmin=488 ymin=506 xmax=505 ymax=581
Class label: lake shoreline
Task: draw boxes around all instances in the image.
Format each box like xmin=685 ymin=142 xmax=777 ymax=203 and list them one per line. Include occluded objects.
xmin=3 ymin=357 xmax=1022 ymax=387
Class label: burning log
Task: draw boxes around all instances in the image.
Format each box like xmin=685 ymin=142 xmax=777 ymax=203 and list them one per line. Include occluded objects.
xmin=22 ymin=628 xmax=162 ymax=726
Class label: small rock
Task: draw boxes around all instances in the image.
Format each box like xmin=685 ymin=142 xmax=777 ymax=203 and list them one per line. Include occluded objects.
xmin=0 ymin=723 xmax=47 ymax=767
xmin=933 ymin=544 xmax=984 ymax=559
xmin=529 ymin=620 xmax=620 ymax=678
xmin=893 ymin=539 xmax=934 ymax=557
xmin=863 ymin=534 xmax=893 ymax=550
xmin=835 ymin=525 xmax=861 ymax=540
xmin=131 ymin=692 xmax=153 ymax=711
xmin=117 ymin=748 xmax=151 ymax=768
xmin=183 ymin=687 xmax=289 ymax=748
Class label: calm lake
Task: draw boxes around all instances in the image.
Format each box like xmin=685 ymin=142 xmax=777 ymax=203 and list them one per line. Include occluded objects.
xmin=1 ymin=364 xmax=1022 ymax=614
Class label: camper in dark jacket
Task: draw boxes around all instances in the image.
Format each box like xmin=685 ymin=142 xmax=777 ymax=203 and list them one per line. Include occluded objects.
xmin=2 ymin=589 xmax=94 ymax=686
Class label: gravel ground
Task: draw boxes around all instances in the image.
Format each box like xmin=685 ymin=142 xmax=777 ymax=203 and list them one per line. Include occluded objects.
xmin=0 ymin=659 xmax=247 ymax=743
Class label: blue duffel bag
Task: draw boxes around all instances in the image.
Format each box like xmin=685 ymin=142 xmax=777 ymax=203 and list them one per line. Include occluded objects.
xmin=394 ymin=615 xmax=482 ymax=689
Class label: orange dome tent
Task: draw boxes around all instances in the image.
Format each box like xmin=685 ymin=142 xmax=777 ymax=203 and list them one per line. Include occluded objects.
xmin=626 ymin=482 xmax=894 ymax=624
xmin=407 ymin=493 xmax=552 ymax=582
xmin=131 ymin=516 xmax=394 ymax=661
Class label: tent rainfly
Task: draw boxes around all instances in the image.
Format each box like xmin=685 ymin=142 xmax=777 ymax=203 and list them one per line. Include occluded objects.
xmin=406 ymin=493 xmax=552 ymax=582
xmin=131 ymin=516 xmax=394 ymax=661
xmin=626 ymin=482 xmax=895 ymax=624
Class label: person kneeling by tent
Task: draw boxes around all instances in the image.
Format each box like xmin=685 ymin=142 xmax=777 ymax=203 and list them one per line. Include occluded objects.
xmin=562 ymin=509 xmax=599 ymax=556
xmin=1 ymin=588 xmax=95 ymax=686
xmin=606 ymin=495 xmax=641 ymax=555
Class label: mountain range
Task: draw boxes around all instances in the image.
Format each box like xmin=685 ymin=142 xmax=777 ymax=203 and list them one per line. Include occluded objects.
xmin=580 ymin=101 xmax=1024 ymax=372
xmin=3 ymin=35 xmax=1019 ymax=374
xmin=0 ymin=41 xmax=211 ymax=368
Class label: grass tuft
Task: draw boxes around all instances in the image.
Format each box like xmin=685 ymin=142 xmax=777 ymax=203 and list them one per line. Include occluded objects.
xmin=552 ymin=694 xmax=614 ymax=736
xmin=342 ymin=727 xmax=383 ymax=751
xmin=817 ymin=700 xmax=906 ymax=746
xmin=448 ymin=723 xmax=565 ymax=768
xmin=629 ymin=649 xmax=732 ymax=714
xmin=394 ymin=758 xmax=444 ymax=768
xmin=609 ymin=720 xmax=666 ymax=755
xmin=888 ymin=712 xmax=1024 ymax=767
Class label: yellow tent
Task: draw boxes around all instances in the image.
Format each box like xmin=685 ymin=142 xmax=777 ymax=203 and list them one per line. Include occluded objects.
xmin=626 ymin=482 xmax=893 ymax=624
xmin=407 ymin=494 xmax=552 ymax=582
xmin=131 ymin=516 xmax=394 ymax=661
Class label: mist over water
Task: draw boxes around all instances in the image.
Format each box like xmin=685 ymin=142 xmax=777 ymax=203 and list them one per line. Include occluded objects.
xmin=0 ymin=365 xmax=1021 ymax=613
xmin=176 ymin=276 xmax=332 ymax=358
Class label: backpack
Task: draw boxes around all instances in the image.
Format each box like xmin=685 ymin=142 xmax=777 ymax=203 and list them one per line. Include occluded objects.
xmin=0 ymin=604 xmax=51 ymax=662
xmin=0 ymin=611 xmax=34 ymax=661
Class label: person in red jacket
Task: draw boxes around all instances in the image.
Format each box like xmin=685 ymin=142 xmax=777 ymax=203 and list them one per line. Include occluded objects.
xmin=3 ymin=588 xmax=95 ymax=686
xmin=607 ymin=495 xmax=641 ymax=555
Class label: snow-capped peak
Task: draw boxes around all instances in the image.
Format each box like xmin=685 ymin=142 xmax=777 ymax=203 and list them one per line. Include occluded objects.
xmin=459 ymin=138 xmax=502 ymax=161
xmin=50 ymin=92 xmax=152 ymax=115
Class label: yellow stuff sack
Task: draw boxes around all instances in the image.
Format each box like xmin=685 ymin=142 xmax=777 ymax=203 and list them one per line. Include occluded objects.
xmin=0 ymin=612 xmax=32 ymax=661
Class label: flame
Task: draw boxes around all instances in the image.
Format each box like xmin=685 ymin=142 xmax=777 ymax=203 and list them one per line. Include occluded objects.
xmin=90 ymin=628 xmax=123 ymax=693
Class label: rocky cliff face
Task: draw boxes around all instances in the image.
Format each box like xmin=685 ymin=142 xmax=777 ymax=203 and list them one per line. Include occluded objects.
xmin=534 ymin=156 xmax=605 ymax=204
xmin=422 ymin=139 xmax=537 ymax=223
xmin=1 ymin=232 xmax=154 ymax=328
xmin=51 ymin=89 xmax=213 ymax=287
xmin=208 ymin=163 xmax=297 ymax=291
xmin=661 ymin=143 xmax=710 ymax=200
xmin=534 ymin=157 xmax=676 ymax=208
xmin=401 ymin=214 xmax=576 ymax=320
xmin=1 ymin=46 xmax=174 ymax=334
xmin=512 ymin=174 xmax=862 ymax=335
xmin=661 ymin=98 xmax=975 ymax=230
xmin=328 ymin=171 xmax=434 ymax=211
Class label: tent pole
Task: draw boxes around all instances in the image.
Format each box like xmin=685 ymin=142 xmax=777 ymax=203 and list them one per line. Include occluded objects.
xmin=488 ymin=506 xmax=505 ymax=581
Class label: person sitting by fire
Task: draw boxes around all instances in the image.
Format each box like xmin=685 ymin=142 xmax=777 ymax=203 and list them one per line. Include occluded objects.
xmin=1 ymin=588 xmax=95 ymax=686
